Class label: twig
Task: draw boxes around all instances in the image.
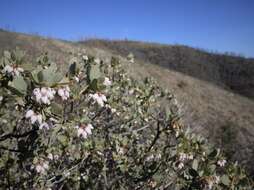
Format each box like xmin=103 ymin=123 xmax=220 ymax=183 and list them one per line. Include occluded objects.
xmin=0 ymin=128 xmax=38 ymax=142
xmin=0 ymin=146 xmax=22 ymax=152
xmin=122 ymin=124 xmax=151 ymax=135
xmin=147 ymin=121 xmax=161 ymax=152
xmin=47 ymin=156 xmax=87 ymax=184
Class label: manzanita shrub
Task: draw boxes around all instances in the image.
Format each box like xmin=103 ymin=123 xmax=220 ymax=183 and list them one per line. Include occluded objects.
xmin=0 ymin=49 xmax=253 ymax=189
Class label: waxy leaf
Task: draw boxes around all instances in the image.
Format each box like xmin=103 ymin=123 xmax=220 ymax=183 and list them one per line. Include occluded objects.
xmin=8 ymin=76 xmax=27 ymax=95
xmin=221 ymin=175 xmax=230 ymax=186
xmin=88 ymin=63 xmax=101 ymax=83
xmin=192 ymin=159 xmax=199 ymax=171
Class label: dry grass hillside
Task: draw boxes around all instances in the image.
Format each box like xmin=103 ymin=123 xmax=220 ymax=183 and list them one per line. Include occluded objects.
xmin=0 ymin=29 xmax=253 ymax=175
xmin=82 ymin=39 xmax=254 ymax=99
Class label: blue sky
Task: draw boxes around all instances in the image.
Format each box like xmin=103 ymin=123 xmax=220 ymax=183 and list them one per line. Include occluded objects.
xmin=0 ymin=0 xmax=254 ymax=57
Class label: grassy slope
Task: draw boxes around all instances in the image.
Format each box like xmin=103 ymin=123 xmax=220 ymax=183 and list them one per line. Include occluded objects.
xmin=0 ymin=29 xmax=253 ymax=174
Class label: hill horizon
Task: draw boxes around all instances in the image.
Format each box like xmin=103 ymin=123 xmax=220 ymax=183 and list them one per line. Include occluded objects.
xmin=1 ymin=28 xmax=253 ymax=59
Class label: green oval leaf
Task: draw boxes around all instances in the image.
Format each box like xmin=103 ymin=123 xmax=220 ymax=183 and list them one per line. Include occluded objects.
xmin=8 ymin=76 xmax=27 ymax=96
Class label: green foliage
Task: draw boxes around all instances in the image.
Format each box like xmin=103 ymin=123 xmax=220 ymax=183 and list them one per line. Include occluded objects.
xmin=8 ymin=75 xmax=27 ymax=95
xmin=87 ymin=63 xmax=101 ymax=82
xmin=0 ymin=49 xmax=253 ymax=189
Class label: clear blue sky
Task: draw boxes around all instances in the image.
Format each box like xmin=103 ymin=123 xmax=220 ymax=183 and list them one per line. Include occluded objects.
xmin=0 ymin=0 xmax=254 ymax=57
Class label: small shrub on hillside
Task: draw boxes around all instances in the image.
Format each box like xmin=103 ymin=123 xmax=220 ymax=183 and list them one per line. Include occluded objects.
xmin=215 ymin=122 xmax=239 ymax=159
xmin=0 ymin=49 xmax=253 ymax=189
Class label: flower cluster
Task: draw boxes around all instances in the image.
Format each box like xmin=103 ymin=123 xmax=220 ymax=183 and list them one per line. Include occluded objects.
xmin=32 ymin=160 xmax=49 ymax=174
xmin=178 ymin=162 xmax=185 ymax=170
xmin=103 ymin=77 xmax=112 ymax=86
xmin=127 ymin=53 xmax=134 ymax=63
xmin=82 ymin=55 xmax=89 ymax=61
xmin=94 ymin=58 xmax=100 ymax=64
xmin=89 ymin=93 xmax=107 ymax=107
xmin=57 ymin=86 xmax=70 ymax=101
xmin=217 ymin=159 xmax=227 ymax=167
xmin=172 ymin=122 xmax=183 ymax=137
xmin=179 ymin=152 xmax=194 ymax=161
xmin=145 ymin=154 xmax=162 ymax=162
xmin=75 ymin=124 xmax=94 ymax=139
xmin=177 ymin=152 xmax=194 ymax=169
xmin=39 ymin=122 xmax=51 ymax=130
xmin=25 ymin=110 xmax=42 ymax=125
xmin=2 ymin=64 xmax=24 ymax=77
xmin=74 ymin=76 xmax=80 ymax=83
xmin=33 ymin=87 xmax=56 ymax=105
xmin=47 ymin=153 xmax=59 ymax=160
xmin=25 ymin=110 xmax=53 ymax=130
